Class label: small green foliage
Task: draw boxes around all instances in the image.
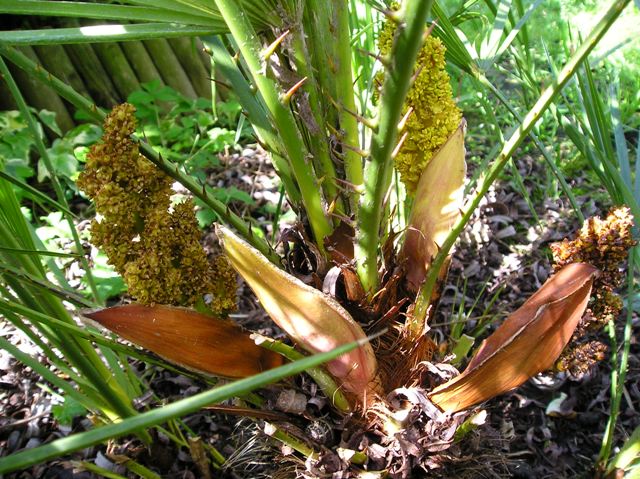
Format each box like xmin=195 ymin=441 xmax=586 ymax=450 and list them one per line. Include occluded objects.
xmin=127 ymin=81 xmax=245 ymax=181
xmin=0 ymin=110 xmax=36 ymax=182
xmin=52 ymin=396 xmax=87 ymax=426
xmin=0 ymin=110 xmax=101 ymax=194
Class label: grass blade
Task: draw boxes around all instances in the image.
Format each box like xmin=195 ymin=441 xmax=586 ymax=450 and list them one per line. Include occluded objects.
xmin=0 ymin=339 xmax=366 ymax=474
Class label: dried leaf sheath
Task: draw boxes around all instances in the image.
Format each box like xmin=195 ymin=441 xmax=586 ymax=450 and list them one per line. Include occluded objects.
xmin=85 ymin=304 xmax=283 ymax=378
xmin=217 ymin=225 xmax=380 ymax=400
xmin=429 ymin=263 xmax=599 ymax=413
xmin=402 ymin=120 xmax=466 ymax=294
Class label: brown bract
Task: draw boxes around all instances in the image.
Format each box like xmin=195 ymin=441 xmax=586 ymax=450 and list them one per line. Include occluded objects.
xmin=217 ymin=225 xmax=381 ymax=402
xmin=429 ymin=263 xmax=599 ymax=413
xmin=85 ymin=304 xmax=282 ymax=378
xmin=402 ymin=120 xmax=466 ymax=294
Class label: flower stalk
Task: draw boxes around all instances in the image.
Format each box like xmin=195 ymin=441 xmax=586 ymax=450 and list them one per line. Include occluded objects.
xmin=355 ymin=0 xmax=434 ymax=293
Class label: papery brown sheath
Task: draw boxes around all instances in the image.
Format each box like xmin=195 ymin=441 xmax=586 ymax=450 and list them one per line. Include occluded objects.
xmin=429 ymin=263 xmax=599 ymax=413
xmin=86 ymin=304 xmax=283 ymax=378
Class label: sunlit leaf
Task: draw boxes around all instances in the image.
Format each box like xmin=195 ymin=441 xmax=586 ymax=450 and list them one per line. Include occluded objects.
xmin=402 ymin=120 xmax=466 ymax=293
xmin=429 ymin=263 xmax=599 ymax=413
xmin=217 ymin=225 xmax=380 ymax=400
xmin=85 ymin=304 xmax=283 ymax=378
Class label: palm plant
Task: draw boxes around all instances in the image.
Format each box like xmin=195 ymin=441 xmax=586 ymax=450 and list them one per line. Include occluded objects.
xmin=0 ymin=0 xmax=636 ymax=476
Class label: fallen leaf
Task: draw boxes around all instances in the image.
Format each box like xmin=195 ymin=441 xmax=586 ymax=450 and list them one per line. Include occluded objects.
xmin=429 ymin=263 xmax=599 ymax=413
xmin=85 ymin=304 xmax=283 ymax=378
xmin=217 ymin=225 xmax=380 ymax=400
xmin=402 ymin=120 xmax=467 ymax=293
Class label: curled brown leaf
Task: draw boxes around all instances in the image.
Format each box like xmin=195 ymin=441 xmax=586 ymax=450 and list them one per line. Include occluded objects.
xmin=429 ymin=263 xmax=599 ymax=413
xmin=217 ymin=225 xmax=381 ymax=401
xmin=85 ymin=304 xmax=283 ymax=378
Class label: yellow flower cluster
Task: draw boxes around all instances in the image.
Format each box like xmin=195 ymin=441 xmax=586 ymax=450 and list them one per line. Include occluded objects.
xmin=551 ymin=206 xmax=635 ymax=377
xmin=378 ymin=16 xmax=462 ymax=193
xmin=78 ymin=104 xmax=236 ymax=313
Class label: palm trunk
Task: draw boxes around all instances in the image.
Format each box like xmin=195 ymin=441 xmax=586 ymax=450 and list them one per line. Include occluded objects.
xmin=8 ymin=46 xmax=74 ymax=133
xmin=144 ymin=38 xmax=197 ymax=99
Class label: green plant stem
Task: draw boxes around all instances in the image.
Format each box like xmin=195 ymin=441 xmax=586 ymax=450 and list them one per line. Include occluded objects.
xmin=412 ymin=0 xmax=632 ymax=325
xmin=598 ymin=247 xmax=637 ymax=466
xmin=71 ymin=461 xmax=136 ymax=479
xmin=607 ymin=423 xmax=640 ymax=475
xmin=267 ymin=421 xmax=316 ymax=458
xmin=213 ymin=0 xmax=334 ymax=249
xmin=0 ymin=0 xmax=218 ymax=26
xmin=0 ymin=44 xmax=279 ymax=264
xmin=355 ymin=0 xmax=434 ymax=293
xmin=335 ymin=0 xmax=364 ymax=213
xmin=0 ymin=170 xmax=74 ymax=216
xmin=303 ymin=1 xmax=338 ymax=123
xmin=206 ymin=37 xmax=301 ymax=207
xmin=288 ymin=32 xmax=344 ymax=216
xmin=0 ymin=23 xmax=217 ymax=46
xmin=0 ymin=339 xmax=364 ymax=474
xmin=0 ymin=262 xmax=94 ymax=308
xmin=0 ymin=56 xmax=100 ymax=303
xmin=256 ymin=335 xmax=351 ymax=413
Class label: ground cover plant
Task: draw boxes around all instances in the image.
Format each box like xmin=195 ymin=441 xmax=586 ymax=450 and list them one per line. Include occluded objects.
xmin=0 ymin=0 xmax=639 ymax=477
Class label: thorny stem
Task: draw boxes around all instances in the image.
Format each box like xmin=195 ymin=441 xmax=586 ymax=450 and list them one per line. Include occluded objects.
xmin=137 ymin=141 xmax=281 ymax=265
xmin=206 ymin=37 xmax=302 ymax=207
xmin=355 ymin=0 xmax=434 ymax=294
xmin=288 ymin=30 xmax=344 ymax=216
xmin=213 ymin=0 xmax=334 ymax=250
xmin=335 ymin=0 xmax=364 ymax=213
xmin=412 ymin=0 xmax=633 ymax=326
